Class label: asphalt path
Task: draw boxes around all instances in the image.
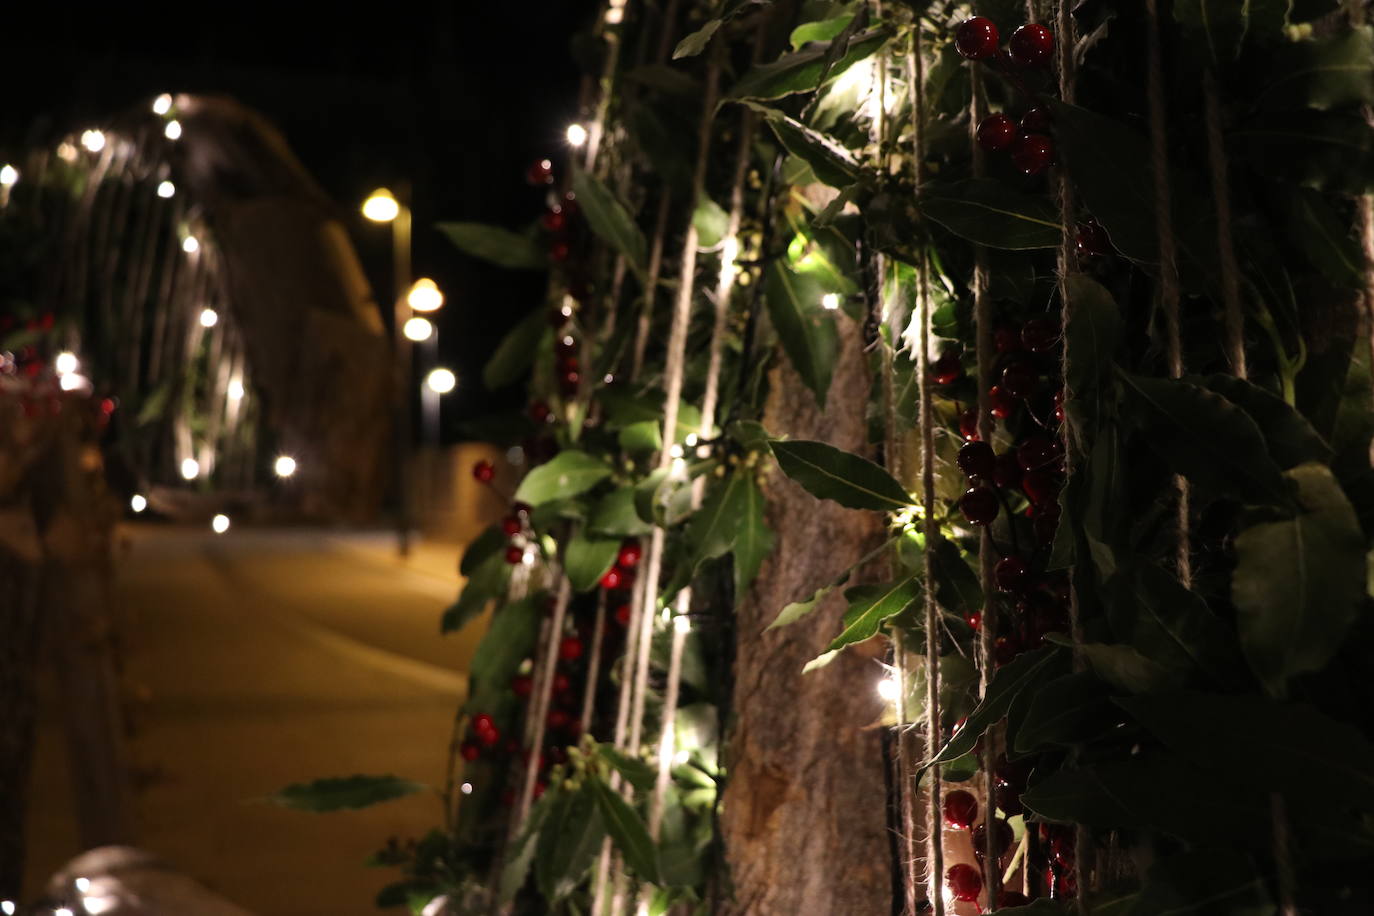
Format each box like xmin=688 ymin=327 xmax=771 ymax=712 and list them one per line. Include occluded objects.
xmin=24 ymin=525 xmax=484 ymax=915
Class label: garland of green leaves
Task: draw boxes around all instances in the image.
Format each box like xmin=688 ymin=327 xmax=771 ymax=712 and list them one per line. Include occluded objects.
xmin=273 ymin=1 xmax=1374 ymax=913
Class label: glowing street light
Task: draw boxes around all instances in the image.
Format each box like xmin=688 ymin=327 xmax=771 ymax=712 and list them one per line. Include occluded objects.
xmin=211 ymin=513 xmax=230 ymax=534
xmin=55 ymin=351 xmax=79 ymax=375
xmin=407 ymin=277 xmax=444 ymax=312
xmin=0 ymin=164 xmax=17 ymax=186
xmin=403 ymin=316 xmax=433 ymax=342
xmin=130 ymin=494 xmax=148 ymax=513
xmin=81 ymin=130 xmax=106 ymax=153
xmin=180 ymin=458 xmax=200 ymax=480
xmin=164 ymin=120 xmax=183 ymax=140
xmin=361 ymin=187 xmax=400 ymax=222
xmin=152 ymin=93 xmax=173 ymax=115
xmin=565 ymin=123 xmax=588 ymax=147
xmin=198 ymin=307 xmax=219 ymax=328
xmin=426 ymin=367 xmax=456 ymax=394
xmin=157 ymin=180 xmax=175 ymax=198
xmin=274 ymin=455 xmax=297 ymax=478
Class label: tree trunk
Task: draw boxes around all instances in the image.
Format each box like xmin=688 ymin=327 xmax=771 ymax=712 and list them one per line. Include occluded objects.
xmin=721 ymin=314 xmax=892 ymax=915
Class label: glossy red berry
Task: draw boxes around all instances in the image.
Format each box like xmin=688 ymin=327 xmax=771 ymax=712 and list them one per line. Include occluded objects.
xmin=977 ymin=114 xmax=1018 ymax=152
xmin=600 ymin=567 xmax=623 ymax=590
xmin=989 ymin=385 xmax=1018 ymax=419
xmin=994 ymin=325 xmax=1023 ymax=354
xmin=505 ymin=545 xmax=525 ymax=564
xmin=502 ymin=516 xmax=522 ymax=536
xmin=1021 ymin=318 xmax=1059 ymax=352
xmin=959 ymin=407 xmax=982 ymax=441
xmin=994 ymin=634 xmax=1022 ymax=666
xmin=460 ymin=741 xmax=480 ymax=762
xmin=957 ymin=440 xmax=996 ymax=479
xmin=932 ymin=351 xmax=963 ymax=384
xmin=473 ymin=713 xmax=496 ymax=735
xmin=559 ymin=369 xmax=580 ymax=395
xmin=559 ymin=636 xmax=583 ymax=661
xmin=473 ymin=460 xmax=495 ymax=483
xmin=547 ymin=708 xmax=571 ymax=730
xmin=973 ymin=817 xmax=1015 ymax=863
xmin=961 ymin=485 xmax=1000 ymax=525
xmin=617 ymin=541 xmax=642 ymax=569
xmin=1009 ymin=23 xmax=1054 ymax=67
xmin=1011 ymin=133 xmax=1055 ymax=176
xmin=552 ymin=672 xmax=572 ymax=693
xmin=529 ymin=401 xmax=551 ymax=423
xmin=1022 ymin=469 xmax=1059 ymax=505
xmin=955 ymin=17 xmax=1000 ymax=60
xmin=477 ymin=724 xmax=500 ymax=747
xmin=1017 ymin=435 xmax=1060 ymax=471
xmin=1076 ymin=219 xmax=1110 ymax=257
xmin=943 ymin=789 xmax=979 ymax=829
xmin=946 ymin=863 xmax=983 ymax=902
xmin=1001 ymin=360 xmax=1038 ymax=399
xmin=550 ymin=240 xmax=571 ymax=262
xmin=614 ymin=603 xmax=632 ymax=626
xmin=541 ymin=206 xmax=568 ymax=233
xmin=1020 ymin=105 xmax=1053 ymax=133
xmin=965 ymin=610 xmax=982 ymax=631
xmin=511 ymin=674 xmax=533 ymax=698
xmin=525 ymin=158 xmax=554 ymax=185
xmin=533 ymin=780 xmax=547 ymax=800
xmin=992 ymin=452 xmax=1023 ymax=489
xmin=995 ymin=554 xmax=1031 ymax=592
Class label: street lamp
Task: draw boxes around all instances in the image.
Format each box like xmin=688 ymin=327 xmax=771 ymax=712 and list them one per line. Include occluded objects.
xmin=362 ymin=185 xmax=414 ymax=556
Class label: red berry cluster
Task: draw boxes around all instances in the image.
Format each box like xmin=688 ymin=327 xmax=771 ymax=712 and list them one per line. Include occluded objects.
xmin=599 ymin=539 xmax=641 ymax=591
xmin=499 ymin=501 xmax=533 ymax=564
xmin=956 ymin=17 xmax=1059 ymax=176
xmin=1035 ymin=822 xmax=1078 ymax=899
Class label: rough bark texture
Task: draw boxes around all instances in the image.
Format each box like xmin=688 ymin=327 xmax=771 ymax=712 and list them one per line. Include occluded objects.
xmin=721 ymin=314 xmax=891 ymax=916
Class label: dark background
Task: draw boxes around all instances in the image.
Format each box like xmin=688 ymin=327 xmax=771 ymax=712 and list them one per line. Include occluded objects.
xmin=0 ymin=1 xmax=600 ymax=434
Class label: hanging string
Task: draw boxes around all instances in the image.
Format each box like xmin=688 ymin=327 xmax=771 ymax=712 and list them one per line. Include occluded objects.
xmin=906 ymin=13 xmax=946 ymax=910
xmin=965 ymin=26 xmax=1003 ymax=912
xmin=1349 ymin=0 xmax=1374 ymax=464
xmin=1142 ymin=0 xmax=1190 ymax=588
xmin=1202 ymin=71 xmax=1247 ymax=380
xmin=514 ymin=575 xmax=573 ymax=824
xmin=1050 ymin=0 xmax=1090 ymax=904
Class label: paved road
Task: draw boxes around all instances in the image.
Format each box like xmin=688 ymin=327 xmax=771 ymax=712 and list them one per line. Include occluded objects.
xmin=24 ymin=525 xmax=485 ymax=915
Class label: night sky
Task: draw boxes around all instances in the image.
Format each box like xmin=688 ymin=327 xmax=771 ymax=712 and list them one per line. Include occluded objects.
xmin=0 ymin=1 xmax=600 ymax=433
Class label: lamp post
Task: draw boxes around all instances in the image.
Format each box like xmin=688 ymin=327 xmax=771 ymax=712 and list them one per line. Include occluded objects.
xmin=407 ymin=278 xmax=445 ymax=446
xmin=362 ymin=186 xmax=414 ymax=556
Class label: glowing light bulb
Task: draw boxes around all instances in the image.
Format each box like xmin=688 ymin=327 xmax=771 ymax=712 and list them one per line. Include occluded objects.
xmin=673 ymin=750 xmax=689 ymax=765
xmin=180 ymin=458 xmax=200 ymax=480
xmin=407 ymin=278 xmax=444 ymax=312
xmin=164 ymin=119 xmax=182 ymax=140
xmin=0 ymin=164 xmax=17 ymax=186
xmin=274 ymin=455 xmax=297 ymax=478
xmin=565 ymin=123 xmax=588 ymax=147
xmin=403 ymin=316 xmax=433 ymax=341
xmin=877 ymin=674 xmax=899 ymax=702
xmin=75 ymin=878 xmax=91 ymax=894
xmin=460 ymin=782 xmax=473 ymax=795
xmin=211 ymin=514 xmax=230 ymax=534
xmin=362 ymin=188 xmax=400 ymax=222
xmin=227 ymin=378 xmax=245 ymax=401
xmin=83 ymin=895 xmax=118 ymax=915
xmin=57 ymin=142 xmax=78 ymax=162
xmin=130 ymin=494 xmax=148 ymax=513
xmin=822 ymin=293 xmax=841 ymax=310
xmin=668 ymin=444 xmax=684 ymax=459
xmin=198 ymin=307 xmax=218 ymax=328
xmin=520 ymin=548 xmax=536 ymax=566
xmin=685 ymin=433 xmax=698 ymax=447
xmin=153 ymin=93 xmax=173 ymax=115
xmin=1 ymin=901 xmax=13 ymax=915
xmin=81 ymin=130 xmax=106 ymax=153
xmin=182 ymin=236 xmax=199 ymax=253
xmin=674 ymin=615 xmax=691 ymax=634
xmin=157 ymin=180 xmax=175 ymax=198
xmin=426 ymin=367 xmax=456 ymax=394
xmin=605 ymin=6 xmax=623 ymax=23
xmin=56 ymin=908 xmax=74 ymax=916
xmin=55 ymin=351 xmax=79 ymax=375
xmin=59 ymin=373 xmax=89 ymax=392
